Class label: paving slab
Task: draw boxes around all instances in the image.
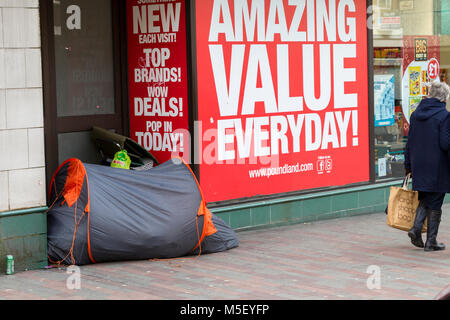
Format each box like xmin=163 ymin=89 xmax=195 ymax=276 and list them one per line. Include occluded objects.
xmin=0 ymin=205 xmax=449 ymax=300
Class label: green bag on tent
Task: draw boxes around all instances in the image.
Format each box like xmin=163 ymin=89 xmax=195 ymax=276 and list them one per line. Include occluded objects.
xmin=111 ymin=150 xmax=131 ymax=170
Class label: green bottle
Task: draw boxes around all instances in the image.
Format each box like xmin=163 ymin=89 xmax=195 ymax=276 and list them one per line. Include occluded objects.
xmin=111 ymin=150 xmax=131 ymax=170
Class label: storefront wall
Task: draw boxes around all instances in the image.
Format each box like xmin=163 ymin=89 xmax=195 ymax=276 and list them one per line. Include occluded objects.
xmin=123 ymin=0 xmax=405 ymax=231
xmin=192 ymin=0 xmax=450 ymax=229
xmin=0 ymin=0 xmax=47 ymax=272
xmin=2 ymin=0 xmax=450 ymax=271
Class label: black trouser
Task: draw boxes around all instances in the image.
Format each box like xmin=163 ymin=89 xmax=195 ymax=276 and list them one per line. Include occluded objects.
xmin=418 ymin=191 xmax=446 ymax=211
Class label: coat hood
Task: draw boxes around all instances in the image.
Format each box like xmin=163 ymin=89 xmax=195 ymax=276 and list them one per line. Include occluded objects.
xmin=414 ymin=98 xmax=447 ymax=121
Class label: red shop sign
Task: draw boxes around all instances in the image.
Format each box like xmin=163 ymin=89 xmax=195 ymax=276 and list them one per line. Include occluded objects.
xmin=195 ymin=0 xmax=370 ymax=202
xmin=428 ymin=58 xmax=440 ymax=80
xmin=127 ymin=0 xmax=189 ymax=164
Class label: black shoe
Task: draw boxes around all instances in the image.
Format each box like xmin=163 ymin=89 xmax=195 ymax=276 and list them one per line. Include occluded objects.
xmin=408 ymin=230 xmax=424 ymax=248
xmin=408 ymin=204 xmax=427 ymax=248
xmin=424 ymin=209 xmax=446 ymax=252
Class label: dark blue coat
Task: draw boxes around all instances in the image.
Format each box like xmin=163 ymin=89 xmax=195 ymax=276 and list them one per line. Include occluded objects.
xmin=405 ymin=98 xmax=450 ymax=193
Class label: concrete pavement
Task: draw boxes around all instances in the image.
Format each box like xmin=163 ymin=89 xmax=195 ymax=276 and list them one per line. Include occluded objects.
xmin=0 ymin=206 xmax=449 ymax=300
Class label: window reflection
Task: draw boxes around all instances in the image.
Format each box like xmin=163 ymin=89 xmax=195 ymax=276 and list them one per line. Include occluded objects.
xmin=373 ymin=0 xmax=450 ymax=179
xmin=53 ymin=0 xmax=115 ymax=117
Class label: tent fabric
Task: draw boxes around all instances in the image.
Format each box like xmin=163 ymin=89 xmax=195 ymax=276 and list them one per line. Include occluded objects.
xmin=192 ymin=214 xmax=241 ymax=255
xmin=47 ymin=158 xmax=238 ymax=265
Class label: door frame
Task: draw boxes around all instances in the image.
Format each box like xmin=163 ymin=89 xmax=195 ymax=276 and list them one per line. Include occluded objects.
xmin=40 ymin=0 xmax=129 ymax=191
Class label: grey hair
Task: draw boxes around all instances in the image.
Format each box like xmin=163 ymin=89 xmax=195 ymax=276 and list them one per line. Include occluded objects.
xmin=428 ymin=81 xmax=450 ymax=102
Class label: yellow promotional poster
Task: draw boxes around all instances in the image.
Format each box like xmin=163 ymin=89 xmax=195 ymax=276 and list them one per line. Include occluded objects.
xmin=421 ymin=70 xmax=429 ymax=95
xmin=409 ymin=66 xmax=421 ymax=96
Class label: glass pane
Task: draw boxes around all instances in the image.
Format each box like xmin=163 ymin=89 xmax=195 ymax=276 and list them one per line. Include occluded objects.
xmin=372 ymin=0 xmax=450 ymax=180
xmin=53 ymin=0 xmax=115 ymax=117
xmin=58 ymin=131 xmax=102 ymax=165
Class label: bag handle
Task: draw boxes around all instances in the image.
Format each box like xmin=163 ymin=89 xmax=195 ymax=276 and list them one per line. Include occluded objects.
xmin=402 ymin=173 xmax=412 ymax=190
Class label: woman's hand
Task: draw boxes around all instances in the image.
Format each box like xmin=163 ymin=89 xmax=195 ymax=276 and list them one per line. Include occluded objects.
xmin=405 ymin=167 xmax=412 ymax=177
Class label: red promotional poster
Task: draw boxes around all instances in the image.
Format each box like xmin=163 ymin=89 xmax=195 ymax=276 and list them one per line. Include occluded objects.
xmin=195 ymin=0 xmax=370 ymax=202
xmin=401 ymin=35 xmax=440 ymax=128
xmin=127 ymin=0 xmax=189 ymax=163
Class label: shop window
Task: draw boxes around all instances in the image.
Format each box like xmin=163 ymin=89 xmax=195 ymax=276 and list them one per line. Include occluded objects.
xmin=372 ymin=0 xmax=449 ymax=180
xmin=53 ymin=0 xmax=115 ymax=117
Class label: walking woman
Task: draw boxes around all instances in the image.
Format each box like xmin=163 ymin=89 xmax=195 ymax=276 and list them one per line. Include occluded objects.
xmin=405 ymin=81 xmax=450 ymax=251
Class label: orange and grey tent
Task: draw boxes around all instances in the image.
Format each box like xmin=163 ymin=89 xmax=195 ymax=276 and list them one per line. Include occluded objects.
xmin=47 ymin=158 xmax=239 ymax=265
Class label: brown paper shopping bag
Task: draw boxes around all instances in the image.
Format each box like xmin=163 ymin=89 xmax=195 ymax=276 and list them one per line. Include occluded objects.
xmin=386 ymin=174 xmax=427 ymax=232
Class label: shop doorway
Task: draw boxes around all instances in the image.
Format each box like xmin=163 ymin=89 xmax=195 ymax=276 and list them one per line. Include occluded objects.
xmin=41 ymin=0 xmax=128 ymax=187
